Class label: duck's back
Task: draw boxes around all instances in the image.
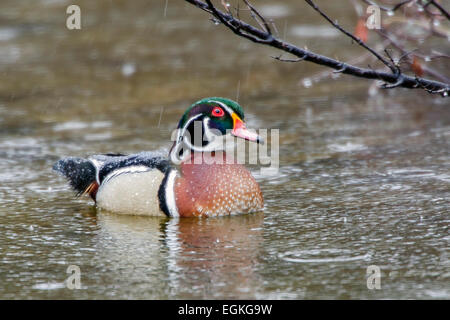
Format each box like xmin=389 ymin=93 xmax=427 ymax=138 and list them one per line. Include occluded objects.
xmin=53 ymin=152 xmax=172 ymax=216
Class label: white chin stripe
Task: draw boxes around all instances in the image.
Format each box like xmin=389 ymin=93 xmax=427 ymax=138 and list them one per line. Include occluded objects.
xmin=165 ymin=169 xmax=179 ymax=218
xmin=89 ymin=158 xmax=103 ymax=184
xmin=170 ymin=113 xmax=203 ymax=164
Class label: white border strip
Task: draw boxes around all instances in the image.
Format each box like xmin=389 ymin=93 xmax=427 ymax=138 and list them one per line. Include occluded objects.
xmin=165 ymin=169 xmax=180 ymax=217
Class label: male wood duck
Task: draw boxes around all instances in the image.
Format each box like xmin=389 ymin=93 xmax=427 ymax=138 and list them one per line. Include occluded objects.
xmin=54 ymin=97 xmax=264 ymax=217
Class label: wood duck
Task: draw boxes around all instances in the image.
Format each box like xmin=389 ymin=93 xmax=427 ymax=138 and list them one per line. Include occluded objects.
xmin=54 ymin=97 xmax=264 ymax=217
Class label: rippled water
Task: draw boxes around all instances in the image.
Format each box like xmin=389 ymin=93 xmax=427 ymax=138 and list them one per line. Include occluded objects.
xmin=0 ymin=0 xmax=449 ymax=299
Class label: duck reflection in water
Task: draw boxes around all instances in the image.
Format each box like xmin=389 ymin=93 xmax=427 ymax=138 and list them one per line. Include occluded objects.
xmin=92 ymin=210 xmax=264 ymax=298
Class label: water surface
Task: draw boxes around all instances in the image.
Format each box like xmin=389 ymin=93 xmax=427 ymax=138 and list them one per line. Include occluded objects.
xmin=0 ymin=0 xmax=449 ymax=299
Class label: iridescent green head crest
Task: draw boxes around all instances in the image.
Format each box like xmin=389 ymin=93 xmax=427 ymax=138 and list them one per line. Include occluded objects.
xmin=177 ymin=97 xmax=244 ymax=129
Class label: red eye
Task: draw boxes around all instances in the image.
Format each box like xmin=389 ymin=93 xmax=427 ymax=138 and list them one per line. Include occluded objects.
xmin=211 ymin=107 xmax=225 ymax=117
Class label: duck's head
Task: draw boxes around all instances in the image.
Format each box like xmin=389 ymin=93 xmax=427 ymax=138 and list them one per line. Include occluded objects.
xmin=169 ymin=97 xmax=262 ymax=164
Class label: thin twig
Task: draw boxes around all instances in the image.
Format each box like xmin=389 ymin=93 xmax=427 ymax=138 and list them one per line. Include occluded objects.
xmin=392 ymin=0 xmax=414 ymax=12
xmin=361 ymin=0 xmax=416 ymax=12
xmin=243 ymin=0 xmax=273 ymax=35
xmin=304 ymin=0 xmax=397 ymax=73
xmin=271 ymin=54 xmax=307 ymax=62
xmin=424 ymin=0 xmax=450 ymax=20
xmin=376 ymin=28 xmax=450 ymax=84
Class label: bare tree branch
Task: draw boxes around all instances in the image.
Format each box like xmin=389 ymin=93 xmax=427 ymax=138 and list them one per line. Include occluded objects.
xmin=271 ymin=54 xmax=307 ymax=63
xmin=361 ymin=0 xmax=413 ymax=12
xmin=354 ymin=1 xmax=450 ymax=84
xmin=243 ymin=0 xmax=273 ymax=35
xmin=375 ymin=29 xmax=450 ymax=84
xmin=424 ymin=0 xmax=450 ymax=20
xmin=185 ymin=0 xmax=449 ymax=97
xmin=361 ymin=0 xmax=450 ymax=20
xmin=304 ymin=0 xmax=397 ymax=73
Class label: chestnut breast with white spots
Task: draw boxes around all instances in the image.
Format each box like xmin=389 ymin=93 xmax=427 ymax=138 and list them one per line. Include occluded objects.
xmin=174 ymin=154 xmax=264 ymax=217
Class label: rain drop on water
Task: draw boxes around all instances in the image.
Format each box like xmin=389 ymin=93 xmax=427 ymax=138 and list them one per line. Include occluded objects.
xmin=302 ymin=78 xmax=312 ymax=88
xmin=121 ymin=62 xmax=136 ymax=77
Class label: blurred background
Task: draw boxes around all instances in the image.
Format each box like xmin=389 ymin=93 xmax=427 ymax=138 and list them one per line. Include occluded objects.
xmin=0 ymin=0 xmax=449 ymax=299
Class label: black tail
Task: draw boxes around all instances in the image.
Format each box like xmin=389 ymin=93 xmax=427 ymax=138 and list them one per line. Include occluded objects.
xmin=53 ymin=157 xmax=97 ymax=196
